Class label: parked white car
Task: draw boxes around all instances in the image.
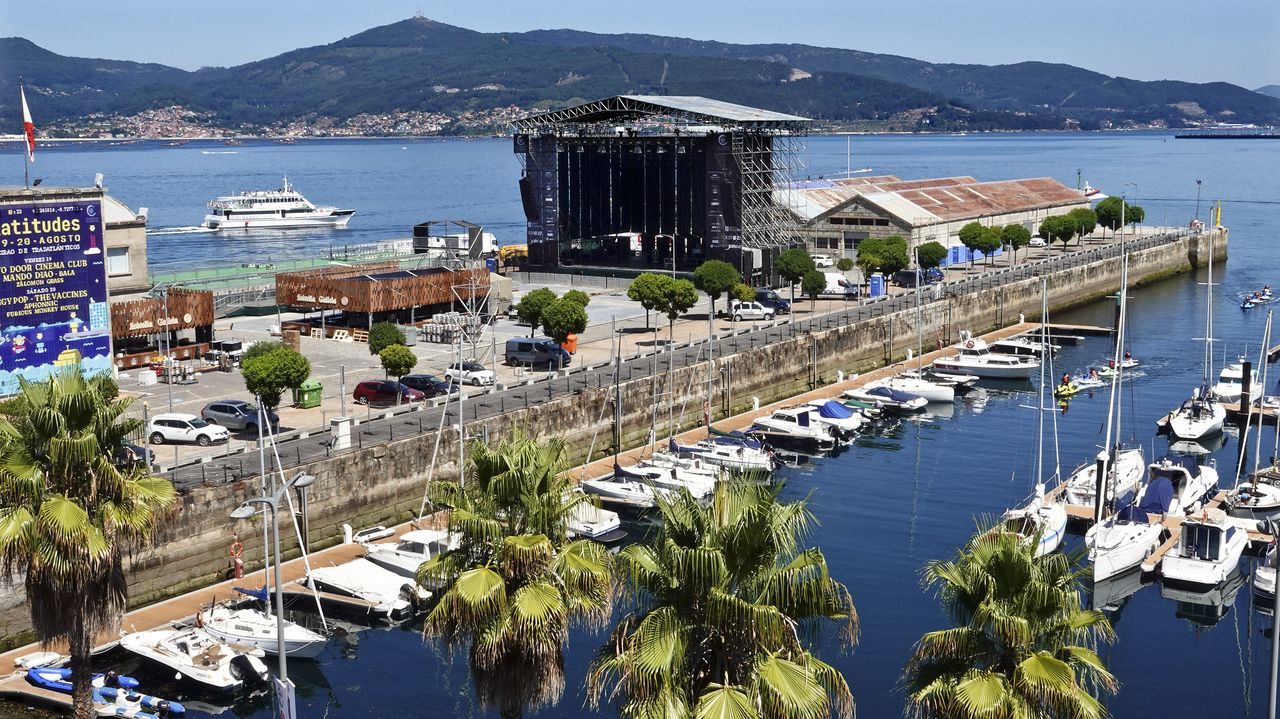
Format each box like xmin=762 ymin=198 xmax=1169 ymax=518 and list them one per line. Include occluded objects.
xmin=812 ymin=254 xmax=835 ymax=268
xmin=147 ymin=413 xmax=231 ymax=447
xmin=445 ymin=361 xmax=496 ymax=386
xmin=729 ymin=301 xmax=776 ymax=322
xmin=1029 ymin=236 xmax=1047 ymax=248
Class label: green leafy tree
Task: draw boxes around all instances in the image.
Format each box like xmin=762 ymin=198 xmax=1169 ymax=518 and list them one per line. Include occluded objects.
xmin=421 ymin=434 xmax=613 ymax=719
xmin=627 ymin=273 xmax=670 ymax=330
xmin=379 ymin=343 xmax=418 ymax=380
xmin=242 ymin=345 xmax=311 ymax=409
xmin=656 ymin=278 xmax=699 ymax=346
xmin=873 ymin=235 xmax=910 ymax=275
xmin=242 ymin=340 xmax=286 ymax=363
xmin=368 ymin=321 xmax=407 ymax=355
xmin=775 ymin=248 xmax=816 ymax=304
xmin=1001 ymin=225 xmax=1032 ymax=263
xmin=731 ymin=283 xmax=756 ymax=303
xmin=958 ymin=222 xmax=987 ymax=267
xmin=588 ymin=481 xmax=858 ymax=719
xmin=1039 ymin=215 xmax=1077 ymax=251
xmin=562 ymin=289 xmax=591 ymax=308
xmin=856 ymin=252 xmax=882 ymax=290
xmin=902 ymin=528 xmax=1117 ymax=719
xmin=516 ymin=287 xmax=559 ymax=338
xmin=836 ymin=257 xmax=855 ymax=273
xmin=1095 ymin=197 xmax=1145 ymax=236
xmin=692 ymin=260 xmax=741 ymax=318
xmin=915 ymin=241 xmax=948 ymax=269
xmin=802 ymin=269 xmax=827 ymax=311
xmin=540 ymin=297 xmax=589 ymax=346
xmin=974 ymin=227 xmax=1003 ymax=266
xmin=0 ymin=370 xmax=176 ymax=719
xmin=1066 ymin=208 xmax=1098 ymax=242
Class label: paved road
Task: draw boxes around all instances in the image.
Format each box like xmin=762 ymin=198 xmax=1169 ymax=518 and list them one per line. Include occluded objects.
xmin=160 ymin=229 xmax=1191 ymax=491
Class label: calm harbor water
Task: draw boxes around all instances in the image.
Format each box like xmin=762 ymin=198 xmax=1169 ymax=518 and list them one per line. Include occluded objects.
xmin=9 ymin=132 xmax=1280 ymax=718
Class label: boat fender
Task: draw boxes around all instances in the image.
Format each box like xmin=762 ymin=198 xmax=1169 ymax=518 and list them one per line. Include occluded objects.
xmin=965 ymin=340 xmax=974 ymax=349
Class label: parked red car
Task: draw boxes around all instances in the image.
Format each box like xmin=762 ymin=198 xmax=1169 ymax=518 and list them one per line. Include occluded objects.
xmin=353 ymin=380 xmax=425 ymax=405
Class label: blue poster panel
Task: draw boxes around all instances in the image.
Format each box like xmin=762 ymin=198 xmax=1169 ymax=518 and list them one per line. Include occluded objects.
xmin=0 ymin=199 xmax=111 ymax=395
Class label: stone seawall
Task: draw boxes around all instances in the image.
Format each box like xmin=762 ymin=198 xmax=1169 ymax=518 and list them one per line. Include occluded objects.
xmin=0 ymin=229 xmax=1226 ymax=646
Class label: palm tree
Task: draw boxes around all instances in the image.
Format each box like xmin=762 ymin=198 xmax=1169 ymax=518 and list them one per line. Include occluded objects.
xmin=0 ymin=370 xmax=176 ymax=719
xmin=901 ymin=527 xmax=1117 ymax=719
xmin=420 ymin=433 xmax=614 ymax=719
xmin=588 ymin=481 xmax=858 ymax=719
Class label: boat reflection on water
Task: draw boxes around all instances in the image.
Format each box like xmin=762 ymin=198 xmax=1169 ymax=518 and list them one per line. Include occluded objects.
xmin=1162 ymin=569 xmax=1247 ymax=629
xmin=1090 ymin=567 xmax=1148 ymax=617
xmin=1168 ymin=432 xmax=1228 ymax=457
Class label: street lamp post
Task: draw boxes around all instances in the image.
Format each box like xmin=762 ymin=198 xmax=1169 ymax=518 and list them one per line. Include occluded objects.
xmin=1124 ymin=182 xmax=1138 ymax=238
xmin=230 ymin=471 xmax=316 ymax=719
xmin=1195 ymin=179 xmax=1203 ymax=223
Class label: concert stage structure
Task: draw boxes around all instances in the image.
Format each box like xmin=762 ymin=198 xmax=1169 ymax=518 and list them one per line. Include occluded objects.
xmin=511 ymin=95 xmax=810 ymax=280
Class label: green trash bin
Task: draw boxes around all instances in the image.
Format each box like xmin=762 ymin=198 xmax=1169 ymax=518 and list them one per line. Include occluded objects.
xmin=294 ymin=379 xmax=323 ymax=409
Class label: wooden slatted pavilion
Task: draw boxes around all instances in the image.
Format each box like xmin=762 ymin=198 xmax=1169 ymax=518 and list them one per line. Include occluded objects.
xmin=109 ymin=288 xmax=215 ymax=369
xmin=275 ymin=263 xmax=490 ymax=332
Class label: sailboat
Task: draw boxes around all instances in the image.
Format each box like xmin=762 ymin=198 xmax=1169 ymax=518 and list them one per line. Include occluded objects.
xmin=1000 ymin=282 xmax=1067 ymax=556
xmin=1086 ymin=259 xmax=1164 ymax=581
xmin=1224 ymin=312 xmax=1280 ymax=520
xmin=1166 ymin=239 xmax=1226 ymax=439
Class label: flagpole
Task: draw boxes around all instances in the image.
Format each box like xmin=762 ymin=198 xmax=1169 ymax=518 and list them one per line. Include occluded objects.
xmin=20 ymin=78 xmax=26 ymax=189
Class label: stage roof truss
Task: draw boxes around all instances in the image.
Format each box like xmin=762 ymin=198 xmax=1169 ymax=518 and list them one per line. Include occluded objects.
xmin=512 ymin=95 xmax=811 ymax=135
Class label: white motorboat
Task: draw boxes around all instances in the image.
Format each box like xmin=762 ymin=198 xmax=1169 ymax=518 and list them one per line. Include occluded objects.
xmin=1166 ymin=386 xmax=1227 ymax=440
xmin=1063 ymin=448 xmax=1146 ymax=509
xmin=1086 ymin=504 xmax=1165 ymax=581
xmin=362 ymin=529 xmax=460 ymax=580
xmin=842 ymin=385 xmax=927 ymax=412
xmin=119 ymin=628 xmax=268 ymax=692
xmin=667 ymin=436 xmax=775 ymax=473
xmin=932 ymin=333 xmax=1040 ymax=379
xmin=991 ymin=336 xmax=1058 ymax=357
xmin=202 ymin=177 xmax=355 ymax=230
xmin=619 ymin=460 xmax=715 ymax=499
xmin=581 ymin=472 xmax=667 ymax=508
xmin=1000 ymin=486 xmax=1067 ymax=557
xmin=862 ymin=375 xmax=955 ymax=404
xmin=900 ymin=367 xmax=979 ymax=393
xmin=566 ymin=499 xmax=626 ymax=543
xmin=198 ymin=601 xmax=326 ymax=659
xmin=303 ymin=558 xmax=430 ymax=620
xmin=801 ymin=399 xmax=866 ymax=438
xmin=1160 ymin=507 xmax=1247 ymax=587
xmin=750 ymin=407 xmax=836 ymax=450
xmin=1212 ymin=360 xmax=1258 ymax=403
xmin=1134 ymin=455 xmax=1219 ymax=519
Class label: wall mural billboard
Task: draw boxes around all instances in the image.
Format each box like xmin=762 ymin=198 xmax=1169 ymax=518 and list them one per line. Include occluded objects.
xmin=0 ymin=199 xmax=111 ymax=395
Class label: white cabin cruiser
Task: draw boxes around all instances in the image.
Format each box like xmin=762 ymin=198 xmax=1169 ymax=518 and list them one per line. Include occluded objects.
xmin=619 ymin=460 xmax=715 ymax=499
xmin=750 ymin=407 xmax=836 ymax=450
xmin=566 ymin=499 xmax=626 ymax=543
xmin=1086 ymin=503 xmax=1164 ymax=581
xmin=203 ymin=177 xmax=354 ymax=230
xmin=1212 ymin=360 xmax=1258 ymax=403
xmin=901 ymin=366 xmax=979 ymax=393
xmin=119 ymin=627 xmax=268 ymax=691
xmin=362 ymin=529 xmax=460 ymax=581
xmin=667 ymin=436 xmax=775 ymax=473
xmin=198 ymin=599 xmax=326 ymax=659
xmin=800 ymin=399 xmax=866 ymax=438
xmin=1000 ymin=486 xmax=1067 ymax=557
xmin=1166 ymin=385 xmax=1226 ymax=440
xmin=303 ymin=558 xmax=429 ymax=620
xmin=1160 ymin=507 xmax=1247 ymax=587
xmin=862 ymin=375 xmax=955 ymax=404
xmin=932 ymin=333 xmax=1040 ymax=379
xmin=1063 ymin=448 xmax=1146 ymax=509
xmin=991 ymin=336 xmax=1058 ymax=357
xmin=581 ymin=471 xmax=667 ymax=508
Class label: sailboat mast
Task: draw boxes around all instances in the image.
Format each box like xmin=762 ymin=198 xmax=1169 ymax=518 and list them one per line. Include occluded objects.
xmin=1096 ymin=258 xmax=1129 ymax=522
xmin=706 ymin=297 xmax=715 ymax=433
xmin=1204 ymin=235 xmax=1216 ymax=383
xmin=1035 ymin=280 xmax=1047 ymax=487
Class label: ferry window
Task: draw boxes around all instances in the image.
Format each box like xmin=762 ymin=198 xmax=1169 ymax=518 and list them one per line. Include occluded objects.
xmin=106 ymin=247 xmax=131 ymax=276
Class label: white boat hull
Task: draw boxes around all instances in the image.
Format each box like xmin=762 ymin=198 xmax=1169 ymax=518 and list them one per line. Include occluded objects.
xmin=203 ymin=211 xmax=354 ymax=231
xmin=119 ymin=628 xmax=267 ymax=691
xmin=1087 ymin=520 xmax=1164 ymax=581
xmin=200 ymin=606 xmax=326 ymax=659
xmin=932 ymin=357 xmax=1038 ymax=379
xmin=1161 ymin=532 xmax=1247 ymax=587
xmin=1167 ymin=403 xmax=1226 ymax=440
xmin=1064 ymin=448 xmax=1146 ymax=508
xmin=864 ymin=377 xmax=954 ymax=404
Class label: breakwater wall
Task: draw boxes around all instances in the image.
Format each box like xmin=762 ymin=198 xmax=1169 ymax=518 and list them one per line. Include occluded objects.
xmin=0 ymin=229 xmax=1225 ymax=646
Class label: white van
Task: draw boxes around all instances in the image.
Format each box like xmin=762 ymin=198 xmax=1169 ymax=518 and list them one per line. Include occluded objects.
xmin=822 ymin=272 xmax=858 ymax=297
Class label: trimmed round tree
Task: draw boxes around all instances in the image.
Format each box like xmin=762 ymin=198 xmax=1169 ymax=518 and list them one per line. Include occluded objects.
xmin=242 ymin=345 xmax=311 ymax=409
xmin=692 ymin=259 xmax=741 ymax=317
xmin=731 ymin=282 xmax=756 ymax=303
xmin=657 ymin=278 xmax=699 ymax=345
xmin=1095 ymin=197 xmax=1143 ymax=236
xmin=958 ymin=221 xmax=986 ymax=267
xmin=540 ymin=297 xmax=589 ymax=350
xmin=1039 ymin=215 xmax=1076 ymax=251
xmin=1001 ymin=224 xmax=1032 ymax=262
xmin=368 ymin=321 xmax=406 ymax=355
xmin=562 ymin=289 xmax=591 ymax=308
xmin=1067 ymin=207 xmax=1098 ymax=243
xmin=916 ymin=240 xmax=948 ymax=269
xmin=776 ymin=248 xmax=816 ymax=304
xmin=379 ymin=343 xmax=418 ymax=380
xmin=627 ymin=273 xmax=671 ymax=330
xmin=836 ymin=257 xmax=855 ymax=273
xmin=515 ymin=287 xmax=558 ymax=338
xmin=801 ymin=269 xmax=827 ymax=311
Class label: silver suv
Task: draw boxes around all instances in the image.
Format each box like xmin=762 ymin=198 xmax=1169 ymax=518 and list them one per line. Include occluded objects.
xmin=201 ymin=400 xmax=279 ymax=433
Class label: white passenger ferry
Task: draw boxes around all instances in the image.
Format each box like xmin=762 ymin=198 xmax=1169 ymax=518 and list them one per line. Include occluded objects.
xmin=202 ymin=177 xmax=355 ymax=230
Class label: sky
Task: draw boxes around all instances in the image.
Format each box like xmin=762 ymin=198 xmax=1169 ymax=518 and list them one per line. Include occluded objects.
xmin=3 ymin=0 xmax=1278 ymax=89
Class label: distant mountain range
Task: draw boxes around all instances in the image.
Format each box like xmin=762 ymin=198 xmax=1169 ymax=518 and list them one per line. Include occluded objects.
xmin=1256 ymin=85 xmax=1280 ymax=100
xmin=3 ymin=17 xmax=1278 ymax=134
